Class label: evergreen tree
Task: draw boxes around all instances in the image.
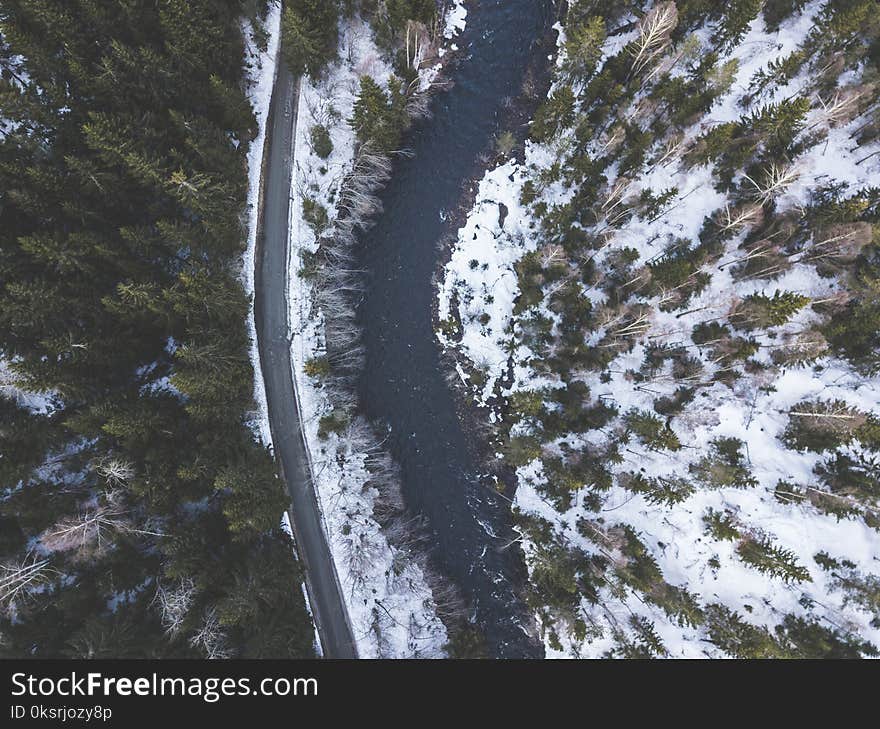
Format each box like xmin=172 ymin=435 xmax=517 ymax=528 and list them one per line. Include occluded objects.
xmin=714 ymin=0 xmax=764 ymax=51
xmin=705 ymin=603 xmax=788 ymax=658
xmin=823 ymin=260 xmax=880 ymax=374
xmin=0 ymin=0 xmax=315 ymax=657
xmin=561 ymin=16 xmax=606 ymax=85
xmin=776 ymin=614 xmax=877 ymax=657
xmin=624 ymin=409 xmax=681 ymax=451
xmin=736 ymin=535 xmax=811 ymax=583
xmin=731 ymin=290 xmax=810 ymax=329
xmin=690 ymin=437 xmax=758 ymax=489
xmin=281 ymin=0 xmax=340 ymax=78
xmin=350 ymin=75 xmax=408 ymax=151
xmin=531 ymin=86 xmax=576 ymax=143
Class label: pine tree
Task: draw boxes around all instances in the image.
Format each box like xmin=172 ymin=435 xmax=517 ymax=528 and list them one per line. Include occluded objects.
xmin=561 ymin=16 xmax=606 ymax=85
xmin=823 ymin=267 xmax=880 ymax=374
xmin=611 ymin=615 xmax=669 ymax=658
xmin=746 ymin=96 xmax=811 ymax=156
xmin=309 ymin=124 xmax=333 ymax=159
xmin=815 ymin=452 xmax=880 ymax=502
xmin=350 ymin=75 xmax=408 ymax=151
xmin=624 ymin=409 xmax=682 ymax=451
xmin=281 ymin=7 xmax=321 ymax=77
xmin=731 ymin=290 xmax=810 ymax=329
xmin=622 ymin=473 xmax=695 ymax=506
xmin=0 ymin=396 xmax=55 ymax=488
xmin=281 ymin=1 xmax=340 ymax=78
xmin=736 ymin=534 xmax=811 ymax=583
xmin=703 ymin=508 xmax=741 ymax=541
xmin=745 ymin=51 xmax=806 ymax=104
xmin=217 ymin=460 xmax=289 ymax=539
xmin=763 ymin=0 xmax=810 ymax=32
xmin=783 ymin=400 xmax=871 ymax=452
xmin=831 ymin=568 xmax=880 ymax=627
xmin=705 ymin=603 xmax=788 ymax=658
xmin=776 ymin=614 xmax=877 ymax=657
xmin=714 ymin=0 xmax=764 ymax=51
xmin=531 ymin=86 xmax=576 ymax=142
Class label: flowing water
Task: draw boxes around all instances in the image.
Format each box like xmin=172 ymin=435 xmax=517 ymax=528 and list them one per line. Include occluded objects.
xmin=356 ymin=1 xmax=555 ymax=658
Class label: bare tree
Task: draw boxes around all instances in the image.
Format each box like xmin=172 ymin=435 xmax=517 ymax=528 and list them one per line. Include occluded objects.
xmin=340 ymin=526 xmax=385 ymax=595
xmin=598 ymin=304 xmax=653 ymax=343
xmin=0 ymin=553 xmax=56 ymax=618
xmin=717 ymin=203 xmax=764 ymax=235
xmin=93 ymin=456 xmax=135 ymax=488
xmin=650 ymin=131 xmax=687 ymax=169
xmin=809 ymin=89 xmax=865 ymax=130
xmin=595 ymin=177 xmax=634 ymax=231
xmin=804 ymin=223 xmax=873 ymax=264
xmin=189 ymin=607 xmax=231 ymax=659
xmin=41 ymin=489 xmax=165 ymax=560
xmin=770 ymin=330 xmax=829 ymax=366
xmin=153 ymin=578 xmax=197 ymax=636
xmin=628 ymin=2 xmax=679 ymax=78
xmin=744 ymin=163 xmax=800 ymax=204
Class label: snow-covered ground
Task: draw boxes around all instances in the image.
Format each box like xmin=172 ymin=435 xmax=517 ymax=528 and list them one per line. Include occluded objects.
xmin=438 ymin=1 xmax=880 ymax=657
xmin=444 ymin=0 xmax=468 ymax=40
xmin=437 ymin=159 xmax=539 ymax=408
xmin=241 ymin=2 xmax=282 ymax=450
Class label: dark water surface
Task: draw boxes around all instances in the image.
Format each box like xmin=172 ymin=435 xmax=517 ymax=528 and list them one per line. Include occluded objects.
xmin=356 ymin=0 xmax=554 ymax=658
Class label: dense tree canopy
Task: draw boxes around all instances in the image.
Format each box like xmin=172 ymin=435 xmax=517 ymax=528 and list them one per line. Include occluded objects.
xmin=0 ymin=0 xmax=314 ymax=657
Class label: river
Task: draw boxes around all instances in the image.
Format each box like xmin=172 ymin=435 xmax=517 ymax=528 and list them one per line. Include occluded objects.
xmin=356 ymin=0 xmax=555 ymax=658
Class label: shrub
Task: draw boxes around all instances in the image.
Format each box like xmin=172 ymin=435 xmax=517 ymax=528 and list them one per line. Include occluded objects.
xmin=317 ymin=410 xmax=349 ymax=439
xmin=310 ymin=124 xmax=333 ymax=159
xmin=690 ymin=437 xmax=757 ymax=489
xmin=624 ymin=409 xmax=681 ymax=451
xmin=304 ymin=356 xmax=331 ymax=378
xmin=495 ymin=130 xmax=516 ymax=157
xmin=302 ymin=196 xmax=329 ymax=234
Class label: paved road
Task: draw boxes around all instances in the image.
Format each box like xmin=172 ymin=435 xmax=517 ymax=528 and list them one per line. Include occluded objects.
xmin=254 ymin=61 xmax=358 ymax=659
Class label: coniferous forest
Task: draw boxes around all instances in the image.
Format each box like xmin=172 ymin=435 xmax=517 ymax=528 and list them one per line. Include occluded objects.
xmin=3 ymin=0 xmax=880 ymax=663
xmin=438 ymin=0 xmax=880 ymax=658
xmin=0 ymin=0 xmax=315 ymax=658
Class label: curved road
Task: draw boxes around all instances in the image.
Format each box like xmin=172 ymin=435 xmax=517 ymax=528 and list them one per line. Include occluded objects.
xmin=254 ymin=60 xmax=357 ymax=659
